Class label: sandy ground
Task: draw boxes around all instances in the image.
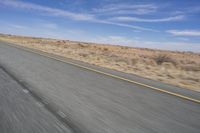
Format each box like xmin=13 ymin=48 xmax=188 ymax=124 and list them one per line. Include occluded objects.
xmin=0 ymin=34 xmax=199 ymax=92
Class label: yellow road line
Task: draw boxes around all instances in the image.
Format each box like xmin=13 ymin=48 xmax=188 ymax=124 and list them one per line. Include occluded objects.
xmin=5 ymin=43 xmax=200 ymax=104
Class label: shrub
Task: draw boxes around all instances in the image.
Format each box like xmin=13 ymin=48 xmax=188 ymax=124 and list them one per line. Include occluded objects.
xmin=103 ymin=47 xmax=108 ymax=51
xmin=153 ymin=54 xmax=175 ymax=65
xmin=79 ymin=53 xmax=88 ymax=57
xmin=181 ymin=65 xmax=200 ymax=71
xmin=129 ymin=58 xmax=138 ymax=65
xmin=77 ymin=43 xmax=86 ymax=48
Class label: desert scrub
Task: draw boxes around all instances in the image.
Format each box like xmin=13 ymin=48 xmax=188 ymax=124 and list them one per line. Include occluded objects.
xmin=153 ymin=54 xmax=176 ymax=65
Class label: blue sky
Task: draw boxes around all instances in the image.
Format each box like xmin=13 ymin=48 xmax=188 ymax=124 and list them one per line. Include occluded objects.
xmin=0 ymin=0 xmax=200 ymax=52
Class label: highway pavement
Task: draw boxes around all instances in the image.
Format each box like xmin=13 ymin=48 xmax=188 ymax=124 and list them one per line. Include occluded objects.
xmin=0 ymin=67 xmax=72 ymax=133
xmin=0 ymin=41 xmax=199 ymax=133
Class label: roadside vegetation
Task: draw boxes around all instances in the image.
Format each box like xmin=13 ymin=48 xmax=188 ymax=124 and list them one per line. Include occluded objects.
xmin=0 ymin=34 xmax=199 ymax=91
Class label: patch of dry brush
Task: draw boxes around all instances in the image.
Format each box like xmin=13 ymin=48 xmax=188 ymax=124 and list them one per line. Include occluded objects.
xmin=0 ymin=34 xmax=200 ymax=91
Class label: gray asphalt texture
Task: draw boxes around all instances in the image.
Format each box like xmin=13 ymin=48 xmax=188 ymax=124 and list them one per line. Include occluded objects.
xmin=0 ymin=68 xmax=72 ymax=133
xmin=0 ymin=41 xmax=200 ymax=133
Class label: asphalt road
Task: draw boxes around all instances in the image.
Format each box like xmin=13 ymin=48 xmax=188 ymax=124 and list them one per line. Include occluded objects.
xmin=0 ymin=67 xmax=72 ymax=133
xmin=0 ymin=41 xmax=199 ymax=133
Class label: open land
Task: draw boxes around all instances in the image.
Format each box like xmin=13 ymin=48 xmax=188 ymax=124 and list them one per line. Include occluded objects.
xmin=0 ymin=33 xmax=199 ymax=91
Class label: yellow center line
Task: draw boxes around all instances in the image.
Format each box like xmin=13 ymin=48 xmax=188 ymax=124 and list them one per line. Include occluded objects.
xmin=5 ymin=42 xmax=200 ymax=104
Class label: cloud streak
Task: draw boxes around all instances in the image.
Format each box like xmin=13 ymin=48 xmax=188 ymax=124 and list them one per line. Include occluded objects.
xmin=110 ymin=15 xmax=184 ymax=22
xmin=93 ymin=4 xmax=158 ymax=15
xmin=94 ymin=20 xmax=158 ymax=32
xmin=92 ymin=35 xmax=200 ymax=52
xmin=0 ymin=0 xmax=155 ymax=31
xmin=167 ymin=30 xmax=200 ymax=36
xmin=95 ymin=35 xmax=136 ymax=45
xmin=1 ymin=0 xmax=94 ymax=21
xmin=9 ymin=24 xmax=28 ymax=30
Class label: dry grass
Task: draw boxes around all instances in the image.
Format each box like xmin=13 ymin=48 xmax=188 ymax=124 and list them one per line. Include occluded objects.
xmin=0 ymin=33 xmax=200 ymax=92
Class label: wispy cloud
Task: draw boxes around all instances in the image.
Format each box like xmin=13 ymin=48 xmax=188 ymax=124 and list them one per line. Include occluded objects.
xmin=1 ymin=0 xmax=94 ymax=21
xmin=172 ymin=6 xmax=200 ymax=15
xmin=9 ymin=24 xmax=28 ymax=30
xmin=167 ymin=30 xmax=200 ymax=36
xmin=95 ymin=20 xmax=158 ymax=32
xmin=176 ymin=37 xmax=190 ymax=41
xmin=139 ymin=41 xmax=200 ymax=52
xmin=93 ymin=4 xmax=158 ymax=15
xmin=92 ymin=35 xmax=200 ymax=52
xmin=94 ymin=35 xmax=135 ymax=45
xmin=42 ymin=23 xmax=58 ymax=29
xmin=0 ymin=0 xmax=155 ymax=31
xmin=109 ymin=15 xmax=184 ymax=22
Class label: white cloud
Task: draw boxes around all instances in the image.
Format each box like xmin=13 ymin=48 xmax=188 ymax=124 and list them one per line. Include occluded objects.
xmin=43 ymin=23 xmax=58 ymax=29
xmin=67 ymin=29 xmax=85 ymax=35
xmin=176 ymin=37 xmax=190 ymax=41
xmin=93 ymin=4 xmax=157 ymax=15
xmin=110 ymin=15 xmax=184 ymax=22
xmin=91 ymin=35 xmax=200 ymax=52
xmin=95 ymin=20 xmax=158 ymax=32
xmin=167 ymin=30 xmax=200 ymax=36
xmin=9 ymin=24 xmax=28 ymax=30
xmin=95 ymin=35 xmax=135 ymax=45
xmin=1 ymin=0 xmax=94 ymax=21
xmin=1 ymin=0 xmax=155 ymax=31
xmin=139 ymin=41 xmax=200 ymax=52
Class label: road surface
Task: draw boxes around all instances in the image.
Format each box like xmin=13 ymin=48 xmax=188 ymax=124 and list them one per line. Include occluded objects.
xmin=0 ymin=41 xmax=199 ymax=133
xmin=0 ymin=66 xmax=72 ymax=133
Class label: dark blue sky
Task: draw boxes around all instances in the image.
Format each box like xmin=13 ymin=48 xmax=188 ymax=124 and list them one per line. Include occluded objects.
xmin=0 ymin=0 xmax=200 ymax=52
